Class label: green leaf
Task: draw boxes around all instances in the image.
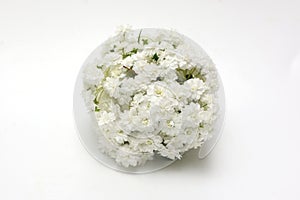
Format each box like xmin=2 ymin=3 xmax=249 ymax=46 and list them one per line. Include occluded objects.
xmin=93 ymin=98 xmax=99 ymax=105
xmin=142 ymin=39 xmax=148 ymax=45
xmin=122 ymin=53 xmax=129 ymax=59
xmin=122 ymin=48 xmax=138 ymax=59
xmin=131 ymin=48 xmax=138 ymax=54
xmin=152 ymin=53 xmax=159 ymax=62
xmin=200 ymin=101 xmax=208 ymax=110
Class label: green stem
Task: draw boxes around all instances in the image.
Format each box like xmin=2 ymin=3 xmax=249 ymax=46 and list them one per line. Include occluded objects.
xmin=137 ymin=29 xmax=143 ymax=44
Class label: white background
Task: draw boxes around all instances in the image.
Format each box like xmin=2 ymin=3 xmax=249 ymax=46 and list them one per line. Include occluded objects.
xmin=1 ymin=0 xmax=300 ymax=199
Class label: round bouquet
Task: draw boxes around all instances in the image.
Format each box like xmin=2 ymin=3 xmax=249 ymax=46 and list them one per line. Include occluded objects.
xmin=79 ymin=26 xmax=223 ymax=168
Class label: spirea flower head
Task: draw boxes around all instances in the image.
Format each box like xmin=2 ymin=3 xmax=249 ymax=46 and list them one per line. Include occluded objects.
xmin=82 ymin=27 xmax=219 ymax=167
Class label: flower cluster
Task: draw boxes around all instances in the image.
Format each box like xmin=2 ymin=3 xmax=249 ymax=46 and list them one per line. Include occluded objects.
xmin=82 ymin=26 xmax=219 ymax=167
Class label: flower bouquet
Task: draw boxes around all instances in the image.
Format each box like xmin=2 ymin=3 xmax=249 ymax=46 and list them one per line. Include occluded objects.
xmin=74 ymin=26 xmax=225 ymax=172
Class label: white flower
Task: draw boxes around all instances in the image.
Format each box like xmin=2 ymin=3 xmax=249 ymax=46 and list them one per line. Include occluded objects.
xmin=160 ymin=112 xmax=182 ymax=136
xmin=121 ymin=56 xmax=135 ymax=67
xmin=182 ymin=103 xmax=202 ymax=128
xmin=147 ymin=82 xmax=173 ymax=98
xmin=135 ymin=64 xmax=163 ymax=81
xmin=83 ymin=60 xmax=104 ymax=86
xmin=184 ymin=78 xmax=207 ymax=100
xmin=96 ymin=111 xmax=116 ymax=126
xmin=103 ymin=77 xmax=120 ymax=98
xmin=115 ymin=24 xmax=132 ymax=35
xmin=169 ymin=81 xmax=190 ymax=104
xmin=162 ymin=69 xmax=178 ymax=81
xmin=114 ymin=135 xmax=128 ymax=145
xmin=159 ymin=146 xmax=182 ymax=160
